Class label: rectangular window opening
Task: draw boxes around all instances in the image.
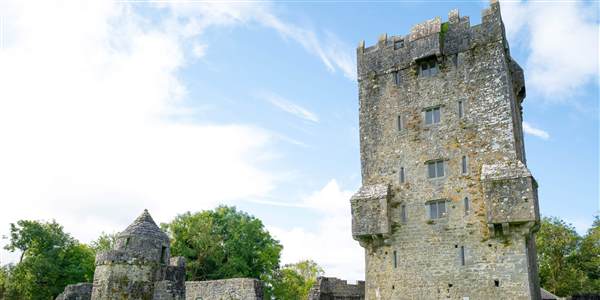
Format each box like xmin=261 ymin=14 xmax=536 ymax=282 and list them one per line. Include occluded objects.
xmin=394 ymin=39 xmax=404 ymax=50
xmin=419 ymin=58 xmax=438 ymax=77
xmin=397 ymin=115 xmax=403 ymax=131
xmin=461 ymin=156 xmax=468 ymax=174
xmin=160 ymin=246 xmax=167 ymax=264
xmin=427 ymin=160 xmax=445 ymax=178
xmin=399 ymin=166 xmax=405 ymax=183
xmin=393 ymin=250 xmax=397 ymax=268
xmin=401 ymin=204 xmax=407 ymax=223
xmin=394 ymin=71 xmax=401 ymax=85
xmin=493 ymin=224 xmax=504 ymax=236
xmin=428 ymin=200 xmax=447 ymax=219
xmin=464 ymin=197 xmax=470 ymax=215
xmin=425 ymin=107 xmax=441 ymax=125
xmin=458 ymin=100 xmax=464 ymax=118
xmin=460 ymin=246 xmax=465 ymax=266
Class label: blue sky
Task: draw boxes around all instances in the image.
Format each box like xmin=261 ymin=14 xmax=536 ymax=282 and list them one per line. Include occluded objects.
xmin=0 ymin=0 xmax=598 ymax=280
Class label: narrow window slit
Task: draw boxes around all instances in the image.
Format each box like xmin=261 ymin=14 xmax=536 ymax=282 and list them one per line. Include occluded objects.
xmin=399 ymin=166 xmax=405 ymax=183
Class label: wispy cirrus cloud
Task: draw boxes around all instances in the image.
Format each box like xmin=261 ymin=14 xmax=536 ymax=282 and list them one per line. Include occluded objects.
xmin=254 ymin=11 xmax=356 ymax=80
xmin=261 ymin=92 xmax=319 ymax=123
xmin=163 ymin=0 xmax=356 ymax=80
xmin=523 ymin=121 xmax=550 ymax=140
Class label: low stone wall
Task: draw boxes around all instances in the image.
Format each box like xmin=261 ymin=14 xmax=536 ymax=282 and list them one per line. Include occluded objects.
xmin=55 ymin=283 xmax=92 ymax=300
xmin=185 ymin=278 xmax=263 ymax=300
xmin=308 ymin=277 xmax=365 ymax=300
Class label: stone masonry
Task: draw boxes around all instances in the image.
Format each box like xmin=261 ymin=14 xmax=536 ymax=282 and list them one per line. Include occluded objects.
xmin=308 ymin=277 xmax=365 ymax=300
xmin=351 ymin=1 xmax=541 ymax=299
xmin=185 ymin=278 xmax=263 ymax=300
xmin=56 ymin=210 xmax=263 ymax=300
xmin=55 ymin=283 xmax=93 ymax=300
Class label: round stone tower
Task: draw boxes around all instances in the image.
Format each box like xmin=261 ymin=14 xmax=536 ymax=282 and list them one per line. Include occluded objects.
xmin=91 ymin=209 xmax=171 ymax=300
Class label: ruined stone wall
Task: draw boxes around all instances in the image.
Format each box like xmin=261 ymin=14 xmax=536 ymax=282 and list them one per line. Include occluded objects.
xmin=185 ymin=278 xmax=263 ymax=300
xmin=352 ymin=1 xmax=540 ymax=299
xmin=308 ymin=277 xmax=365 ymax=300
xmin=55 ymin=283 xmax=92 ymax=300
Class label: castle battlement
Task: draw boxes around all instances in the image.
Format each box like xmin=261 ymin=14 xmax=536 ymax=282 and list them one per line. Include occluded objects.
xmin=357 ymin=1 xmax=506 ymax=79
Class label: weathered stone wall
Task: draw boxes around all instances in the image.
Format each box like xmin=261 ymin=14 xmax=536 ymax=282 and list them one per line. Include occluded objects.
xmin=55 ymin=283 xmax=92 ymax=300
xmin=185 ymin=278 xmax=263 ymax=300
xmin=91 ymin=262 xmax=159 ymax=299
xmin=308 ymin=277 xmax=365 ymax=300
xmin=352 ymin=1 xmax=540 ymax=299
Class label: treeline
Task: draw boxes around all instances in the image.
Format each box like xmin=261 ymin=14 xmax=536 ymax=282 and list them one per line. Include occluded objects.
xmin=0 ymin=207 xmax=598 ymax=299
xmin=0 ymin=206 xmax=321 ymax=300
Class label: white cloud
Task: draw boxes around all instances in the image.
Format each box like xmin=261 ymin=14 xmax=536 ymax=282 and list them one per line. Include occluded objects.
xmin=522 ymin=121 xmax=550 ymax=140
xmin=192 ymin=42 xmax=208 ymax=58
xmin=269 ymin=180 xmax=364 ymax=281
xmin=261 ymin=92 xmax=319 ymax=123
xmin=0 ymin=0 xmax=278 ymax=263
xmin=0 ymin=0 xmax=356 ymax=266
xmin=501 ymin=0 xmax=599 ymax=99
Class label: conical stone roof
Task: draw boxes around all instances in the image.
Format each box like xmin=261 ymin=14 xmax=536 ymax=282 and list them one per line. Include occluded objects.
xmin=119 ymin=209 xmax=170 ymax=242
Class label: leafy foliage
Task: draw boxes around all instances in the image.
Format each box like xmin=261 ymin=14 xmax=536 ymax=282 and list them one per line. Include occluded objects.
xmin=90 ymin=232 xmax=118 ymax=252
xmin=537 ymin=216 xmax=600 ymax=296
xmin=162 ymin=206 xmax=282 ymax=282
xmin=270 ymin=260 xmax=323 ymax=300
xmin=576 ymin=216 xmax=600 ymax=293
xmin=1 ymin=220 xmax=96 ymax=300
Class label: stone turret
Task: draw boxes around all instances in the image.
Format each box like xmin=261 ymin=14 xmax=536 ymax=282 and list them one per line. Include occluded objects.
xmin=114 ymin=209 xmax=171 ymax=263
xmin=91 ymin=210 xmax=185 ymax=300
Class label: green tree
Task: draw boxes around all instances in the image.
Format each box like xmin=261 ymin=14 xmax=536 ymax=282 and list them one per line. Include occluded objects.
xmin=576 ymin=216 xmax=600 ymax=293
xmin=162 ymin=206 xmax=282 ymax=282
xmin=90 ymin=232 xmax=118 ymax=252
xmin=270 ymin=260 xmax=323 ymax=300
xmin=2 ymin=220 xmax=96 ymax=300
xmin=537 ymin=217 xmax=587 ymax=296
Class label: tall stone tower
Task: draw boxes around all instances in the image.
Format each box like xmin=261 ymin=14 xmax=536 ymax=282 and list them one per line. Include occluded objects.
xmin=350 ymin=1 xmax=541 ymax=299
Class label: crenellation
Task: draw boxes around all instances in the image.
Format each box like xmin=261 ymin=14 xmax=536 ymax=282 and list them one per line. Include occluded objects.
xmin=357 ymin=2 xmax=510 ymax=83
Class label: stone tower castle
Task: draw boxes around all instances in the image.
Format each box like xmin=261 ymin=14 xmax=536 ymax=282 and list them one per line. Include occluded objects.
xmin=350 ymin=1 xmax=541 ymax=299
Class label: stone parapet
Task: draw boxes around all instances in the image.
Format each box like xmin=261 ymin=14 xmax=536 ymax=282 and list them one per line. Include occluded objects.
xmin=185 ymin=278 xmax=263 ymax=300
xmin=357 ymin=1 xmax=506 ymax=79
xmin=308 ymin=277 xmax=365 ymax=300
